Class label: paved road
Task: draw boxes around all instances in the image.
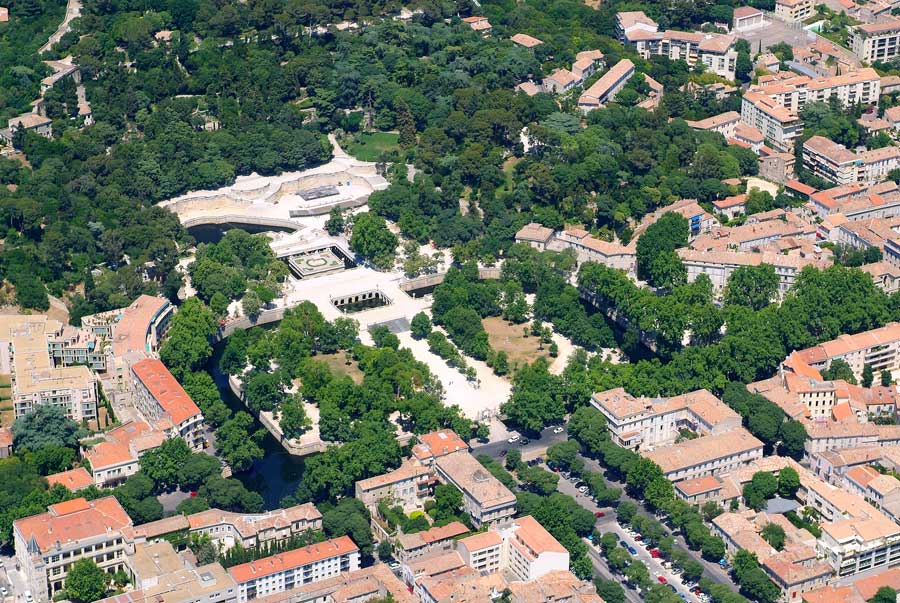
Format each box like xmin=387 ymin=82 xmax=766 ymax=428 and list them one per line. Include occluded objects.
xmin=471 ymin=425 xmax=569 ymax=460
xmin=575 ymin=453 xmax=737 ymax=589
xmin=39 ymin=0 xmax=83 ymax=54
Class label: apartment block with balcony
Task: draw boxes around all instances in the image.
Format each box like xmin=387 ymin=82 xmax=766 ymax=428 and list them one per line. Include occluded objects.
xmin=852 ymin=19 xmax=900 ymax=63
xmin=793 ymin=322 xmax=900 ymax=383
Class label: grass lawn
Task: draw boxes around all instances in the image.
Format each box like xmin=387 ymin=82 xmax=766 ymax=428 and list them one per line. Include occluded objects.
xmin=0 ymin=408 xmax=13 ymax=429
xmin=0 ymin=374 xmax=11 ymax=387
xmin=483 ymin=316 xmax=551 ymax=373
xmin=315 ymin=352 xmax=365 ymax=384
xmin=346 ymin=132 xmax=400 ymax=161
xmin=501 ymin=157 xmax=521 ymax=192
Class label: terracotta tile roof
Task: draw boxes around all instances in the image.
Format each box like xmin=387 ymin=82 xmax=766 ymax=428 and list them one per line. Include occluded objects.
xmin=83 ymin=420 xmax=154 ymax=470
xmin=0 ymin=427 xmax=12 ymax=448
xmin=228 ymin=536 xmax=358 ymax=583
xmin=511 ymin=33 xmax=543 ymax=47
xmin=397 ymin=521 xmax=468 ymax=550
xmin=132 ymin=358 xmax=201 ymax=425
xmin=14 ymin=496 xmax=132 ymax=552
xmin=457 ymin=530 xmax=503 ymax=552
xmin=645 ymin=428 xmax=763 ymax=475
xmin=111 ymin=295 xmax=170 ymax=358
xmin=45 ymin=467 xmax=94 ymax=491
xmin=675 ymin=475 xmax=723 ymax=496
xmin=512 ymin=515 xmax=567 ymax=555
xmin=734 ymin=6 xmax=764 ymax=17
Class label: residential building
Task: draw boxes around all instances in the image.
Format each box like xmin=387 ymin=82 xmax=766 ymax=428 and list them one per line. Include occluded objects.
xmin=802 ymin=135 xmax=900 ymax=185
xmin=630 ymin=30 xmax=737 ymax=79
xmin=0 ymin=315 xmax=98 ymax=422
xmin=802 ymin=567 xmax=900 ymax=603
xmin=819 ymin=513 xmax=900 ymax=576
xmin=514 ymin=223 xmax=555 ymax=251
xmin=775 ymin=0 xmax=813 ymax=21
xmin=852 ymin=19 xmax=900 ymax=63
xmin=733 ymin=6 xmax=766 ymax=31
xmin=457 ymin=516 xmax=569 ymax=582
xmin=510 ymin=33 xmax=543 ymax=48
xmin=615 ymin=11 xmax=658 ymax=41
xmin=0 ymin=427 xmax=11 ymax=458
xmin=741 ymin=91 xmax=802 ymax=153
xmin=82 ymin=421 xmax=165 ymax=487
xmin=711 ymin=194 xmax=747 ymax=219
xmin=810 ymin=181 xmax=900 ymax=221
xmin=577 ymin=59 xmax=635 ymax=112
xmin=678 ymin=248 xmax=829 ymax=294
xmin=434 ymin=451 xmax=517 ymax=527
xmin=227 ymin=537 xmax=360 ymax=602
xmin=45 ymin=467 xmax=94 ymax=492
xmin=14 ymin=497 xmax=133 ymax=601
xmin=227 ymin=565 xmax=414 ymax=603
xmin=354 ymin=458 xmax=433 ymax=512
xmin=862 ymin=261 xmax=900 ymax=294
xmin=643 ymin=427 xmax=765 ymax=482
xmin=130 ymin=358 xmax=205 ymax=450
xmin=411 ymin=428 xmax=470 ymax=465
xmin=686 ymin=111 xmax=741 ymax=138
xmin=396 ymin=522 xmax=469 ymax=563
xmin=590 ymin=388 xmax=741 ymax=450
xmin=114 ymin=541 xmax=237 ymax=603
xmin=8 ymin=113 xmax=52 ymax=138
xmin=542 ymin=68 xmax=579 ymax=94
xmin=185 ymin=505 xmax=323 ymax=550
xmin=793 ymin=322 xmax=900 ymax=382
xmin=461 ymin=16 xmax=491 ymax=34
xmin=549 ymin=227 xmax=636 ymax=273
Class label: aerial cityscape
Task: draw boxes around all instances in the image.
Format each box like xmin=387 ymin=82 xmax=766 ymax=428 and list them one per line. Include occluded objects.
xmin=10 ymin=0 xmax=900 ymax=602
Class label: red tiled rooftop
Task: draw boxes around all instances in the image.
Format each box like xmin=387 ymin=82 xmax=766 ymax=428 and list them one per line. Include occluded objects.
xmin=132 ymin=358 xmax=201 ymax=425
xmin=45 ymin=467 xmax=94 ymax=491
xmin=14 ymin=497 xmax=132 ymax=552
xmin=228 ymin=536 xmax=358 ymax=582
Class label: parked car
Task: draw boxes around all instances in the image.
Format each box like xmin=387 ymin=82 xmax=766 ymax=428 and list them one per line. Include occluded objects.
xmin=578 ymin=486 xmax=589 ymax=493
xmin=552 ymin=426 xmax=564 ymax=434
xmin=634 ymin=535 xmax=643 ymax=541
xmin=24 ymin=592 xmax=32 ymax=603
xmin=1 ymin=586 xmax=8 ymax=597
xmin=627 ymin=546 xmax=638 ymax=555
xmin=657 ymin=576 xmax=667 ymax=584
xmin=507 ymin=435 xmax=520 ymax=444
xmin=595 ymin=511 xmax=605 ymax=518
xmin=650 ymin=548 xmax=660 ymax=558
xmin=520 ymin=437 xmax=530 ymax=445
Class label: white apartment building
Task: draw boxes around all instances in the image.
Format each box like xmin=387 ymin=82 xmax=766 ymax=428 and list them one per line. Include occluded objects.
xmin=186 ymin=504 xmax=323 ymax=551
xmin=819 ymin=515 xmax=900 ymax=577
xmin=616 ymin=11 xmax=658 ymax=41
xmin=852 ymin=19 xmax=900 ymax=63
xmin=227 ymin=537 xmax=360 ymax=602
xmin=590 ymin=388 xmax=741 ymax=450
xmin=775 ymin=0 xmax=813 ymax=21
xmin=14 ymin=497 xmax=133 ymax=602
xmin=0 ymin=315 xmax=98 ymax=422
xmin=631 ymin=30 xmax=737 ymax=80
xmin=456 ymin=516 xmax=569 ymax=582
xmin=82 ymin=420 xmax=165 ymax=487
xmin=802 ymin=135 xmax=900 ymax=185
xmin=741 ymin=91 xmax=803 ymax=153
xmin=130 ymin=358 xmax=205 ymax=450
xmin=434 ymin=451 xmax=517 ymax=527
xmin=793 ymin=322 xmax=900 ymax=382
xmin=643 ymin=428 xmax=765 ymax=482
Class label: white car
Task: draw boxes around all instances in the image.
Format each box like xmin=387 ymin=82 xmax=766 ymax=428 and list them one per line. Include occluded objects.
xmin=0 ymin=586 xmax=7 ymax=597
xmin=24 ymin=592 xmax=32 ymax=603
xmin=552 ymin=426 xmax=564 ymax=434
xmin=507 ymin=435 xmax=520 ymax=444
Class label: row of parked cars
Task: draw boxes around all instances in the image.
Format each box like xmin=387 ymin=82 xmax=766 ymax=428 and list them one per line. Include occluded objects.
xmin=618 ymin=524 xmax=711 ymax=603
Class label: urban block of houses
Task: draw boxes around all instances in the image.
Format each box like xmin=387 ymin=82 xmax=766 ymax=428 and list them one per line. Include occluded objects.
xmin=809 ymin=180 xmax=900 ymax=221
xmin=589 ymin=387 xmax=742 ymax=450
xmin=690 ymin=211 xmax=817 ymax=252
xmin=82 ymin=420 xmax=166 ymax=487
xmin=0 ymin=315 xmax=98 ymax=423
xmin=678 ymin=248 xmax=830 ymax=295
xmin=356 ymin=431 xmax=516 ymax=529
xmin=802 ymin=566 xmax=900 ymax=603
xmin=793 ymin=322 xmax=900 ymax=383
xmin=396 ymin=521 xmax=469 ymax=563
xmin=642 ymin=427 xmax=765 ymax=482
xmin=802 ymin=135 xmax=900 ymax=186
xmin=862 ymin=261 xmax=900 ymax=294
xmin=535 ymin=50 xmax=605 ymax=95
xmin=401 ymin=515 xmax=600 ymax=603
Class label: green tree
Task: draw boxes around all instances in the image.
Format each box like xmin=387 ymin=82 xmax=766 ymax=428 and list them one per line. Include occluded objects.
xmin=176 ymin=496 xmax=210 ymax=515
xmin=377 ymin=540 xmax=393 ymax=561
xmin=869 ymin=587 xmax=898 ymax=603
xmin=12 ymin=405 xmax=79 ymax=451
xmin=160 ymin=298 xmax=217 ymax=381
xmin=350 ymin=212 xmax=398 ymax=269
xmin=410 ymin=312 xmax=432 ymax=339
xmin=594 ymin=579 xmax=625 ymax=603
xmin=882 ymin=370 xmax=894 ymax=387
xmin=65 ymin=559 xmax=108 ymax=603
xmin=325 ymin=208 xmax=345 ymax=236
xmin=396 ymin=99 xmax=417 ymax=148
xmin=777 ymin=467 xmax=800 ymax=498
xmin=724 ymin=264 xmax=780 ymax=310
xmin=636 ymin=212 xmax=689 ymax=287
xmin=863 ymin=363 xmax=874 ymax=388
xmin=761 ymin=523 xmax=785 ymax=550
xmin=280 ymin=398 xmax=311 ymax=440
xmin=141 ymin=438 xmax=192 ymax=489
xmin=822 ymin=358 xmax=857 ymax=384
